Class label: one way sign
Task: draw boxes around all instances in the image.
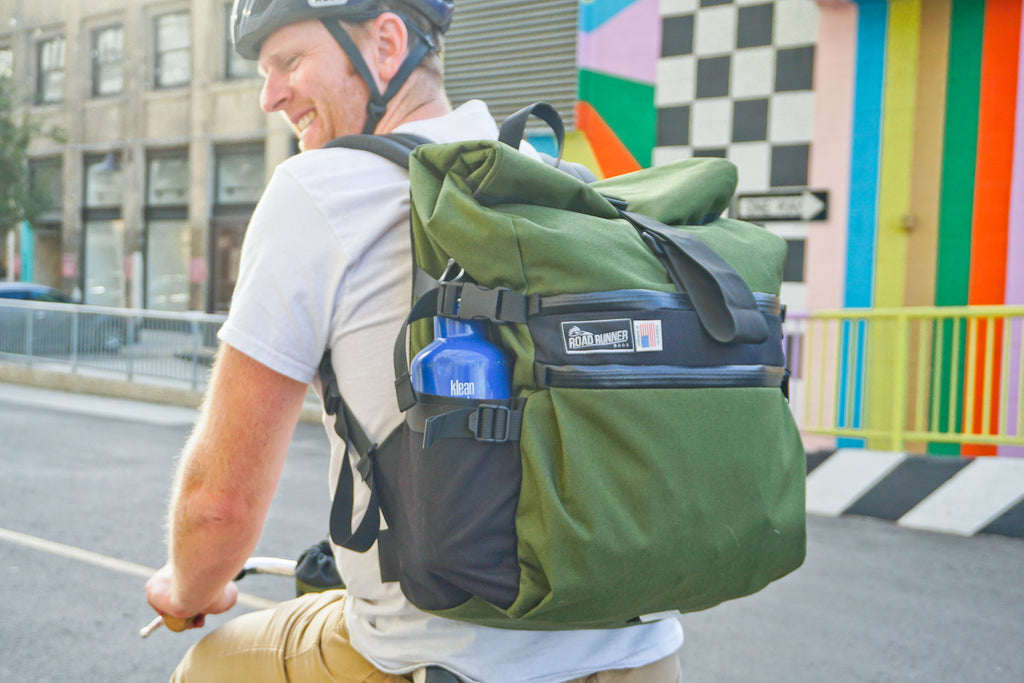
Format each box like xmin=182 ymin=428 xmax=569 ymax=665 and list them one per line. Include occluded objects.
xmin=734 ymin=190 xmax=829 ymax=222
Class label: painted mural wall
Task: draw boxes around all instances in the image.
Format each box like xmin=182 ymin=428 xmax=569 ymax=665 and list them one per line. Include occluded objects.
xmin=813 ymin=0 xmax=1024 ymax=457
xmin=574 ymin=0 xmax=661 ymax=177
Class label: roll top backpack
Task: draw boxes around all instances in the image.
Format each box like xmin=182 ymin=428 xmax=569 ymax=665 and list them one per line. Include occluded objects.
xmin=319 ymin=104 xmax=806 ymax=630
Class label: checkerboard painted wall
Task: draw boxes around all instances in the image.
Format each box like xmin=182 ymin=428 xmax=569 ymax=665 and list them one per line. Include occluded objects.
xmin=655 ymin=0 xmax=819 ymax=195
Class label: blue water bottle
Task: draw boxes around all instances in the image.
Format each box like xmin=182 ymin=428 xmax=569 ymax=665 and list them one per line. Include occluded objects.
xmin=410 ymin=317 xmax=512 ymax=400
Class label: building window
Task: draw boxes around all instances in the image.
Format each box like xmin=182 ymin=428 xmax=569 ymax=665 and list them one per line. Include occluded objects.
xmin=210 ymin=145 xmax=264 ymax=312
xmin=36 ymin=36 xmax=65 ymax=104
xmin=0 ymin=47 xmax=12 ymax=78
xmin=30 ymin=158 xmax=63 ymax=217
xmin=28 ymin=158 xmax=64 ymax=286
xmin=83 ymin=154 xmax=126 ymax=307
xmin=92 ymin=25 xmax=124 ymax=97
xmin=155 ymin=12 xmax=191 ymax=88
xmin=224 ymin=2 xmax=259 ymax=80
xmin=146 ymin=152 xmax=191 ymax=311
xmin=215 ymin=146 xmax=265 ymax=205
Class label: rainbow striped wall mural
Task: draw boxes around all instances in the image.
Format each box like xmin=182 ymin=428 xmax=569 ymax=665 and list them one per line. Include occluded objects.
xmin=574 ymin=0 xmax=661 ymax=177
xmin=813 ymin=0 xmax=1024 ymax=456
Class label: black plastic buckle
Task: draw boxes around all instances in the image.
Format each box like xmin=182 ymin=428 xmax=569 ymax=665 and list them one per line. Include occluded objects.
xmin=468 ymin=404 xmax=511 ymax=443
xmin=456 ymin=283 xmax=508 ymax=321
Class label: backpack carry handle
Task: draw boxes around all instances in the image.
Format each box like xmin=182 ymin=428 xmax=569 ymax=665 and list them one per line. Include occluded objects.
xmin=498 ymin=102 xmax=565 ymax=160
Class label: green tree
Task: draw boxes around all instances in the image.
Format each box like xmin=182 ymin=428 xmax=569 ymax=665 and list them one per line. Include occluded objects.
xmin=0 ymin=75 xmax=63 ymax=258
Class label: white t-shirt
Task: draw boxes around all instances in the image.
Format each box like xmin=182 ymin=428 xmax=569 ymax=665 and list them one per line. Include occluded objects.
xmin=219 ymin=100 xmax=683 ymax=683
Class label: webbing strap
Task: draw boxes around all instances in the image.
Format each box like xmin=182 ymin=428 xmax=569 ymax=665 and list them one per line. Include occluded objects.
xmin=619 ymin=210 xmax=769 ymax=345
xmin=319 ymin=20 xmax=432 ymax=134
xmin=318 ymin=352 xmax=381 ymax=552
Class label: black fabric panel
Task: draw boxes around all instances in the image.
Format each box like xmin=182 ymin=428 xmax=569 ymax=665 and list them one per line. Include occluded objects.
xmin=845 ymin=457 xmax=970 ymax=521
xmin=372 ymin=419 xmax=522 ymax=611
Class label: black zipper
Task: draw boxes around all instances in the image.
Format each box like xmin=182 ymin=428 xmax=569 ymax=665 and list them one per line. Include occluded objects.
xmin=536 ymin=289 xmax=782 ymax=317
xmin=538 ymin=363 xmax=785 ymax=389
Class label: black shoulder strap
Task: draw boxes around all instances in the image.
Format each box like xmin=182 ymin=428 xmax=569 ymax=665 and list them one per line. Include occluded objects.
xmin=323 ymin=133 xmax=431 ymax=168
xmin=316 ymin=132 xmax=430 ymax=553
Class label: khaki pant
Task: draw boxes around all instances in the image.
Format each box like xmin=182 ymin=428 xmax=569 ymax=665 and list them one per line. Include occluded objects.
xmin=171 ymin=591 xmax=681 ymax=683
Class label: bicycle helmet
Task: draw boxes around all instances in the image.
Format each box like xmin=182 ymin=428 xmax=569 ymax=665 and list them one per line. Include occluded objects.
xmin=231 ymin=0 xmax=455 ymax=133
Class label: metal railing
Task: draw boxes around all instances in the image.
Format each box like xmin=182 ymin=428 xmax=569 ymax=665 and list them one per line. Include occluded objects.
xmin=785 ymin=306 xmax=1024 ymax=454
xmin=0 ymin=298 xmax=226 ymax=393
xmin=6 ymin=299 xmax=1023 ymax=455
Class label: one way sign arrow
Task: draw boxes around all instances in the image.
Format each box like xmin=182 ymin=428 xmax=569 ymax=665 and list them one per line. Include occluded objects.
xmin=735 ymin=190 xmax=829 ymax=222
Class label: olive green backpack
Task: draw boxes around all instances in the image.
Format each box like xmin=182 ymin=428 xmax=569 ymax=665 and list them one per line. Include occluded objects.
xmin=319 ymin=104 xmax=806 ymax=630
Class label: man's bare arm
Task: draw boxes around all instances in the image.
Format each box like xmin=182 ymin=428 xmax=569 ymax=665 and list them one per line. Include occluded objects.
xmin=146 ymin=343 xmax=309 ymax=620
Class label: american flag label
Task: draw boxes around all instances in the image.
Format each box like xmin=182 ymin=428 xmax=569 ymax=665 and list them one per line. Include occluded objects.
xmin=632 ymin=320 xmax=663 ymax=352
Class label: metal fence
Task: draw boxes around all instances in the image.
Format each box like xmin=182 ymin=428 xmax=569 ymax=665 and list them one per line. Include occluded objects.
xmin=0 ymin=298 xmax=226 ymax=393
xmin=785 ymin=305 xmax=1024 ymax=455
xmin=7 ymin=298 xmax=1023 ymax=456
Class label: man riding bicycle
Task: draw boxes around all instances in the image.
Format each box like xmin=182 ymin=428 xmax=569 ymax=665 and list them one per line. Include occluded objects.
xmin=145 ymin=1 xmax=683 ymax=680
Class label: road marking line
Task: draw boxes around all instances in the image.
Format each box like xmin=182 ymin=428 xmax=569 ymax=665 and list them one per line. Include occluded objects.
xmin=0 ymin=527 xmax=277 ymax=610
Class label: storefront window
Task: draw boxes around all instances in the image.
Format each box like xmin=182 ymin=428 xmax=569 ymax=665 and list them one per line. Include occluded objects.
xmin=210 ymin=145 xmax=263 ymax=312
xmin=83 ymin=154 xmax=125 ymax=307
xmin=146 ymin=153 xmax=190 ymax=311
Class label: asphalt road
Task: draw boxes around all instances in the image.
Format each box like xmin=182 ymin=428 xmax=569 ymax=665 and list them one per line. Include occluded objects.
xmin=2 ymin=383 xmax=1023 ymax=682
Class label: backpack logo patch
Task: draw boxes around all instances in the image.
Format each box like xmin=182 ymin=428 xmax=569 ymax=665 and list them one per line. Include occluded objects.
xmin=561 ymin=319 xmax=634 ymax=354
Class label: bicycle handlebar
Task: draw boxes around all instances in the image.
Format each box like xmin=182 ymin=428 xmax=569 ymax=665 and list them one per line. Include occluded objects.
xmin=140 ymin=557 xmax=297 ymax=638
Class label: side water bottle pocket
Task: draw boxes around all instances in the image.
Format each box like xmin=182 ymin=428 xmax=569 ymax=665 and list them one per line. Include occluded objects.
xmin=410 ymin=316 xmax=512 ymax=401
xmin=372 ymin=314 xmax=524 ymax=612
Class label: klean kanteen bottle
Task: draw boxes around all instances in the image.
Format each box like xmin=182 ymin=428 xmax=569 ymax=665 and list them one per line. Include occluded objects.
xmin=410 ymin=317 xmax=511 ymax=400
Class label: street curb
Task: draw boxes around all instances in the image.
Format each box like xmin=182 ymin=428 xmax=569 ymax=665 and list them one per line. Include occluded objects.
xmin=806 ymin=449 xmax=1024 ymax=539
xmin=0 ymin=364 xmax=324 ymax=425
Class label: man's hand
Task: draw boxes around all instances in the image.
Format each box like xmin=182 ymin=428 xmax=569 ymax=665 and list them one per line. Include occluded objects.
xmin=145 ymin=564 xmax=239 ymax=631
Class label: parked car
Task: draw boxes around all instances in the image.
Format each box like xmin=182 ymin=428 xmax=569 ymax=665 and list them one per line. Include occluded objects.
xmin=0 ymin=282 xmax=129 ymax=355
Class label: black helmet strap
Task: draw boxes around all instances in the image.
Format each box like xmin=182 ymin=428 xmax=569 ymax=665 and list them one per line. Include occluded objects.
xmin=320 ymin=18 xmax=433 ymax=135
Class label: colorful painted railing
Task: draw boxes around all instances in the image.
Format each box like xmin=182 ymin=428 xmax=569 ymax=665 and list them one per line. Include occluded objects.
xmin=785 ymin=306 xmax=1024 ymax=456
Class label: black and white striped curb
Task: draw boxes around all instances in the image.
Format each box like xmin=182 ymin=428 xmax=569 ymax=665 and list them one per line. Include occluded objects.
xmin=805 ymin=449 xmax=1024 ymax=538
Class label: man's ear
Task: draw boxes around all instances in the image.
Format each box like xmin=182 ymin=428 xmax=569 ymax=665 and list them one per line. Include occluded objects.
xmin=370 ymin=12 xmax=410 ymax=84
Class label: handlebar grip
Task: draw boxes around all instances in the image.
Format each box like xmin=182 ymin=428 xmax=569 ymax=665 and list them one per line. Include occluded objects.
xmin=162 ymin=615 xmax=195 ymax=632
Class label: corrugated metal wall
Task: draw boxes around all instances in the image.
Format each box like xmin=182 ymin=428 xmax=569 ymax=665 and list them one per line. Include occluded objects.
xmin=443 ymin=0 xmax=578 ymax=129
